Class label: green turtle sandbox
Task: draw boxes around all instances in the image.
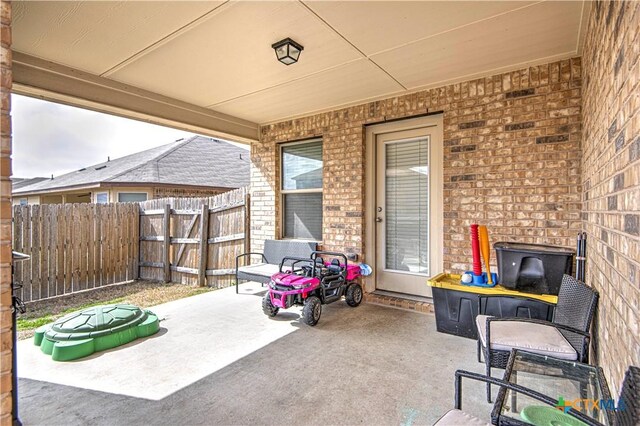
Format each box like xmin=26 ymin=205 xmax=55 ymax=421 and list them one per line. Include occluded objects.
xmin=34 ymin=304 xmax=160 ymax=361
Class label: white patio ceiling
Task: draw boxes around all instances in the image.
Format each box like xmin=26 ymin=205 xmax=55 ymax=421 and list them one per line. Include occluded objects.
xmin=12 ymin=1 xmax=588 ymax=141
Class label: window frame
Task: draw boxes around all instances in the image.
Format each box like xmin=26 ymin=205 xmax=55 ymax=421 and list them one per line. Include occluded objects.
xmin=364 ymin=115 xmax=444 ymax=294
xmin=116 ymin=192 xmax=148 ymax=203
xmin=95 ymin=192 xmax=109 ymax=204
xmin=279 ymin=138 xmax=323 ymax=241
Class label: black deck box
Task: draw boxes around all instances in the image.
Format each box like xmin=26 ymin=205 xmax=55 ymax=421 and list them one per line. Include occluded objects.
xmin=480 ymin=296 xmax=554 ymax=322
xmin=432 ymin=287 xmax=479 ymax=339
xmin=494 ymin=242 xmax=575 ymax=296
xmin=432 ymin=287 xmax=555 ymax=340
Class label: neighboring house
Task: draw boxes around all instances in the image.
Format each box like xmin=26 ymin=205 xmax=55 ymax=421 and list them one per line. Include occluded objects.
xmin=11 ymin=177 xmax=48 ymax=205
xmin=12 ymin=136 xmax=249 ymax=205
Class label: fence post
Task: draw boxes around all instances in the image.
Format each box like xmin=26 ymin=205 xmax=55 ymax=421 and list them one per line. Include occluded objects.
xmin=163 ymin=204 xmax=171 ymax=283
xmin=244 ymin=192 xmax=250 ymax=255
xmin=198 ymin=204 xmax=210 ymax=286
xmin=133 ymin=204 xmax=140 ymax=280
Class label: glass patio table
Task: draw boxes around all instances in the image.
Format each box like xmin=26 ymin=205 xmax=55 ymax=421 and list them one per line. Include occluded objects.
xmin=492 ymin=350 xmax=612 ymax=426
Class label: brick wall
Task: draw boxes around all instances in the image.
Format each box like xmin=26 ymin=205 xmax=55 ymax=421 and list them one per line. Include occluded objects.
xmin=0 ymin=0 xmax=10 ymax=422
xmin=582 ymin=0 xmax=640 ymax=391
xmin=253 ymin=58 xmax=583 ymax=273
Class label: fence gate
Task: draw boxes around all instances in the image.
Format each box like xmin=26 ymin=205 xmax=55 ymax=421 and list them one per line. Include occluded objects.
xmin=138 ymin=188 xmax=249 ymax=287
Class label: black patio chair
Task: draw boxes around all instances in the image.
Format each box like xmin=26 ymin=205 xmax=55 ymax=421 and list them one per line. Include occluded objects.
xmin=433 ymin=370 xmax=600 ymax=426
xmin=476 ymin=274 xmax=598 ymax=402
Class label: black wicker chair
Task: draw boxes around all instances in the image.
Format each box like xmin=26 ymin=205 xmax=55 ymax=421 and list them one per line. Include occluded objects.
xmin=476 ymin=274 xmax=598 ymax=402
xmin=435 ymin=366 xmax=639 ymax=425
xmin=433 ymin=370 xmax=601 ymax=426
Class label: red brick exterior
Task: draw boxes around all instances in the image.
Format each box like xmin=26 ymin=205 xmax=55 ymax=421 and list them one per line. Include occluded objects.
xmin=253 ymin=58 xmax=583 ymax=275
xmin=582 ymin=0 xmax=640 ymax=391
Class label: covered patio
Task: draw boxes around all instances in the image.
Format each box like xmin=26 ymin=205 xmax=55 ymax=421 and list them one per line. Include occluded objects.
xmin=1 ymin=0 xmax=639 ymax=424
xmin=18 ymin=283 xmax=488 ymax=425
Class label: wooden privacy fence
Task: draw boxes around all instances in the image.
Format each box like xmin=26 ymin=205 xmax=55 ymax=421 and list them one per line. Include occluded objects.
xmin=13 ymin=203 xmax=139 ymax=303
xmin=12 ymin=188 xmax=248 ymax=303
xmin=138 ymin=188 xmax=248 ymax=287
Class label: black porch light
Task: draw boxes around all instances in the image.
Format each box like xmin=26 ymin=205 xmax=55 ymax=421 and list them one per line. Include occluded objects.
xmin=271 ymin=38 xmax=304 ymax=65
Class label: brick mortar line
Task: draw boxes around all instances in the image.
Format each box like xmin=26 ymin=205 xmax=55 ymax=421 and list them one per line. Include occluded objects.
xmin=587 ymin=253 xmax=638 ymax=287
xmin=582 ymin=122 xmax=639 ymax=169
xmin=583 ymin=131 xmax=640 ymax=170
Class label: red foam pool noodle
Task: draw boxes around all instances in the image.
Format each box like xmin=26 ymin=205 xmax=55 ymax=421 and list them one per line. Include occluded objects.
xmin=470 ymin=224 xmax=482 ymax=276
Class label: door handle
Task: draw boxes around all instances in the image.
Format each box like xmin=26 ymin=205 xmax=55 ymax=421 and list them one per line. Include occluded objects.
xmin=376 ymin=217 xmax=383 ymax=223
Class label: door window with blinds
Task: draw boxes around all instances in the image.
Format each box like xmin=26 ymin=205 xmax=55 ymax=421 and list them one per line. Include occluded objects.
xmin=281 ymin=139 xmax=323 ymax=241
xmin=385 ymin=137 xmax=429 ymax=274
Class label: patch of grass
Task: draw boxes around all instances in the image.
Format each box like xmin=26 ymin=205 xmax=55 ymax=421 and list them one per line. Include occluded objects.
xmin=17 ymin=316 xmax=56 ymax=331
xmin=18 ymin=281 xmax=217 ymax=339
xmin=17 ymin=296 xmax=130 ymax=331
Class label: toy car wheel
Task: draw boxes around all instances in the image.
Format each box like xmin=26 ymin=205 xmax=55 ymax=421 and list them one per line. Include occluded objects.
xmin=345 ymin=283 xmax=363 ymax=307
xmin=302 ymin=296 xmax=321 ymax=326
xmin=262 ymin=292 xmax=279 ymax=317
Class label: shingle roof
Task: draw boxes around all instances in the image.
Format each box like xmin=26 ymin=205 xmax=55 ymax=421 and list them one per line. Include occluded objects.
xmin=12 ymin=177 xmax=48 ymax=191
xmin=13 ymin=136 xmax=250 ymax=194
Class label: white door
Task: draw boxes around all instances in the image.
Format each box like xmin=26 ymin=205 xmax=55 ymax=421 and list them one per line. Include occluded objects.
xmin=375 ymin=127 xmax=442 ymax=297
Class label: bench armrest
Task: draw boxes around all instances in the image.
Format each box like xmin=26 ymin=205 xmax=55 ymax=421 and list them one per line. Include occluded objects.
xmin=236 ymin=252 xmax=267 ymax=270
xmin=235 ymin=253 xmax=268 ymax=294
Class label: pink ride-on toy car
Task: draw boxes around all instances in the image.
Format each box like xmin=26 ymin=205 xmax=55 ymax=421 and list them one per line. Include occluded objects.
xmin=262 ymin=251 xmax=364 ymax=326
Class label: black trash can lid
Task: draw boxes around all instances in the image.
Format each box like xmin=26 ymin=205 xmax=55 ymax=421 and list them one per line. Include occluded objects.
xmin=493 ymin=242 xmax=575 ymax=255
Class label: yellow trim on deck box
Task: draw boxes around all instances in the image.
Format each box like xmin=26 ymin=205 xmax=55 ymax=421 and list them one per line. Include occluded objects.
xmin=428 ymin=273 xmax=558 ymax=305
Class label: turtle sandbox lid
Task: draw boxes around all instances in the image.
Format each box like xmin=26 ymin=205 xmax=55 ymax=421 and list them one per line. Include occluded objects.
xmin=34 ymin=304 xmax=160 ymax=361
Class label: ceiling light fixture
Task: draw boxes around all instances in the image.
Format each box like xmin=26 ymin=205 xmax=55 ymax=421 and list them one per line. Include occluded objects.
xmin=271 ymin=38 xmax=304 ymax=65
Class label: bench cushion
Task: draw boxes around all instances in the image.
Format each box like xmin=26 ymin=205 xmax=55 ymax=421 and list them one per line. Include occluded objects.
xmin=433 ymin=409 xmax=490 ymax=426
xmin=476 ymin=315 xmax=577 ymax=360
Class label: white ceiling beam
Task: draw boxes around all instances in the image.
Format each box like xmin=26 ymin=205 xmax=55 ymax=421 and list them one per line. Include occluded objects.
xmin=12 ymin=52 xmax=259 ymax=143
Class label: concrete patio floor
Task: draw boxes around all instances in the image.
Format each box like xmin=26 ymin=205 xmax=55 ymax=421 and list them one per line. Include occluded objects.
xmin=18 ymin=283 xmax=492 ymax=425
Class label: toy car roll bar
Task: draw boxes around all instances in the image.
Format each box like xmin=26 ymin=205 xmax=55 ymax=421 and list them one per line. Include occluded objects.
xmin=311 ymin=251 xmax=348 ymax=281
xmin=279 ymin=256 xmax=317 ymax=275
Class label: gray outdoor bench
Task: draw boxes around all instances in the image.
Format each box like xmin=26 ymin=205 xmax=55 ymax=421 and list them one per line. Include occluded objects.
xmin=235 ymin=239 xmax=317 ymax=293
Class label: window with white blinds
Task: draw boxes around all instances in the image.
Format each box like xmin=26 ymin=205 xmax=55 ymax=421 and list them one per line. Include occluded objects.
xmin=385 ymin=138 xmax=429 ymax=274
xmin=281 ymin=139 xmax=323 ymax=241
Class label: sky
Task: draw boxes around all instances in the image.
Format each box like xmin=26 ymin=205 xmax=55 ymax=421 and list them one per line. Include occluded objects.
xmin=12 ymin=94 xmax=201 ymax=178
